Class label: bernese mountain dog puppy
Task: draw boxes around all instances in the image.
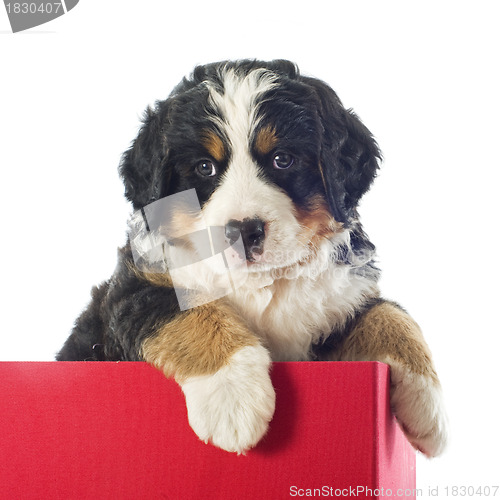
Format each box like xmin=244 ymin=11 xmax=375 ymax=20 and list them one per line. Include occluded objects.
xmin=57 ymin=59 xmax=448 ymax=457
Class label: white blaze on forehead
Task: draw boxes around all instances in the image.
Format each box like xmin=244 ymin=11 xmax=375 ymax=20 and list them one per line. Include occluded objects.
xmin=206 ymin=67 xmax=279 ymax=148
xmin=203 ymin=67 xmax=283 ymax=222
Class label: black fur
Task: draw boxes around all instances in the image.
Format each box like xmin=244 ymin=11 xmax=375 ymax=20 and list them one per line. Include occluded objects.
xmin=58 ymin=246 xmax=182 ymax=361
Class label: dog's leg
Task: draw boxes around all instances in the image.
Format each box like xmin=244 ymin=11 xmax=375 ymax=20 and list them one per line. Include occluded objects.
xmin=141 ymin=301 xmax=275 ymax=454
xmin=331 ymin=300 xmax=448 ymax=457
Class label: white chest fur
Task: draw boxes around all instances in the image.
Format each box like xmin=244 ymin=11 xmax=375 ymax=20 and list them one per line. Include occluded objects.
xmin=227 ymin=254 xmax=379 ymax=361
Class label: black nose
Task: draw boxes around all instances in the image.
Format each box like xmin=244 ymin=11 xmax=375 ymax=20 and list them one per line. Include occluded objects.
xmin=225 ymin=218 xmax=266 ymax=261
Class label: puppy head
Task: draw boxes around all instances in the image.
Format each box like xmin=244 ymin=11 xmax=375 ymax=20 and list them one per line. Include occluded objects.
xmin=121 ymin=60 xmax=380 ymax=275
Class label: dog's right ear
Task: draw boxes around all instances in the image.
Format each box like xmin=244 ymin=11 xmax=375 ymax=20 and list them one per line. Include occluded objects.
xmin=119 ymin=101 xmax=170 ymax=210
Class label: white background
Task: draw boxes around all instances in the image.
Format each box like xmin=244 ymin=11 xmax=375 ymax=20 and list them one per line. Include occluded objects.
xmin=1 ymin=1 xmax=499 ymax=496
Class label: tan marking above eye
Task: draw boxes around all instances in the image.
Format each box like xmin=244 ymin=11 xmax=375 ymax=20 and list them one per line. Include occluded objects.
xmin=254 ymin=125 xmax=279 ymax=155
xmin=201 ymin=130 xmax=226 ymax=162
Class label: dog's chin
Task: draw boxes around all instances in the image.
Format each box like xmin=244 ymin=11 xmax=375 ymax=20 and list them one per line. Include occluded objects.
xmin=232 ymin=242 xmax=330 ymax=285
xmin=245 ymin=254 xmax=303 ymax=273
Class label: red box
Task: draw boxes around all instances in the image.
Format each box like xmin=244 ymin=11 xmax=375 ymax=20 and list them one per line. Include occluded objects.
xmin=0 ymin=362 xmax=415 ymax=499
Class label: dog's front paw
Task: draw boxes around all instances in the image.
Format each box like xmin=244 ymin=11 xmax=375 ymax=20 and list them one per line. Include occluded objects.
xmin=389 ymin=361 xmax=449 ymax=457
xmin=179 ymin=344 xmax=275 ymax=454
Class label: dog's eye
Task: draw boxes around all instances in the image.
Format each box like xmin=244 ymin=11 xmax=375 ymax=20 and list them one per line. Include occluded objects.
xmin=196 ymin=160 xmax=217 ymax=177
xmin=273 ymin=152 xmax=294 ymax=170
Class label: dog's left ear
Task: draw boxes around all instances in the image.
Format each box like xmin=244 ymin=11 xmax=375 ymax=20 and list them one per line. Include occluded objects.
xmin=304 ymin=77 xmax=381 ymax=226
